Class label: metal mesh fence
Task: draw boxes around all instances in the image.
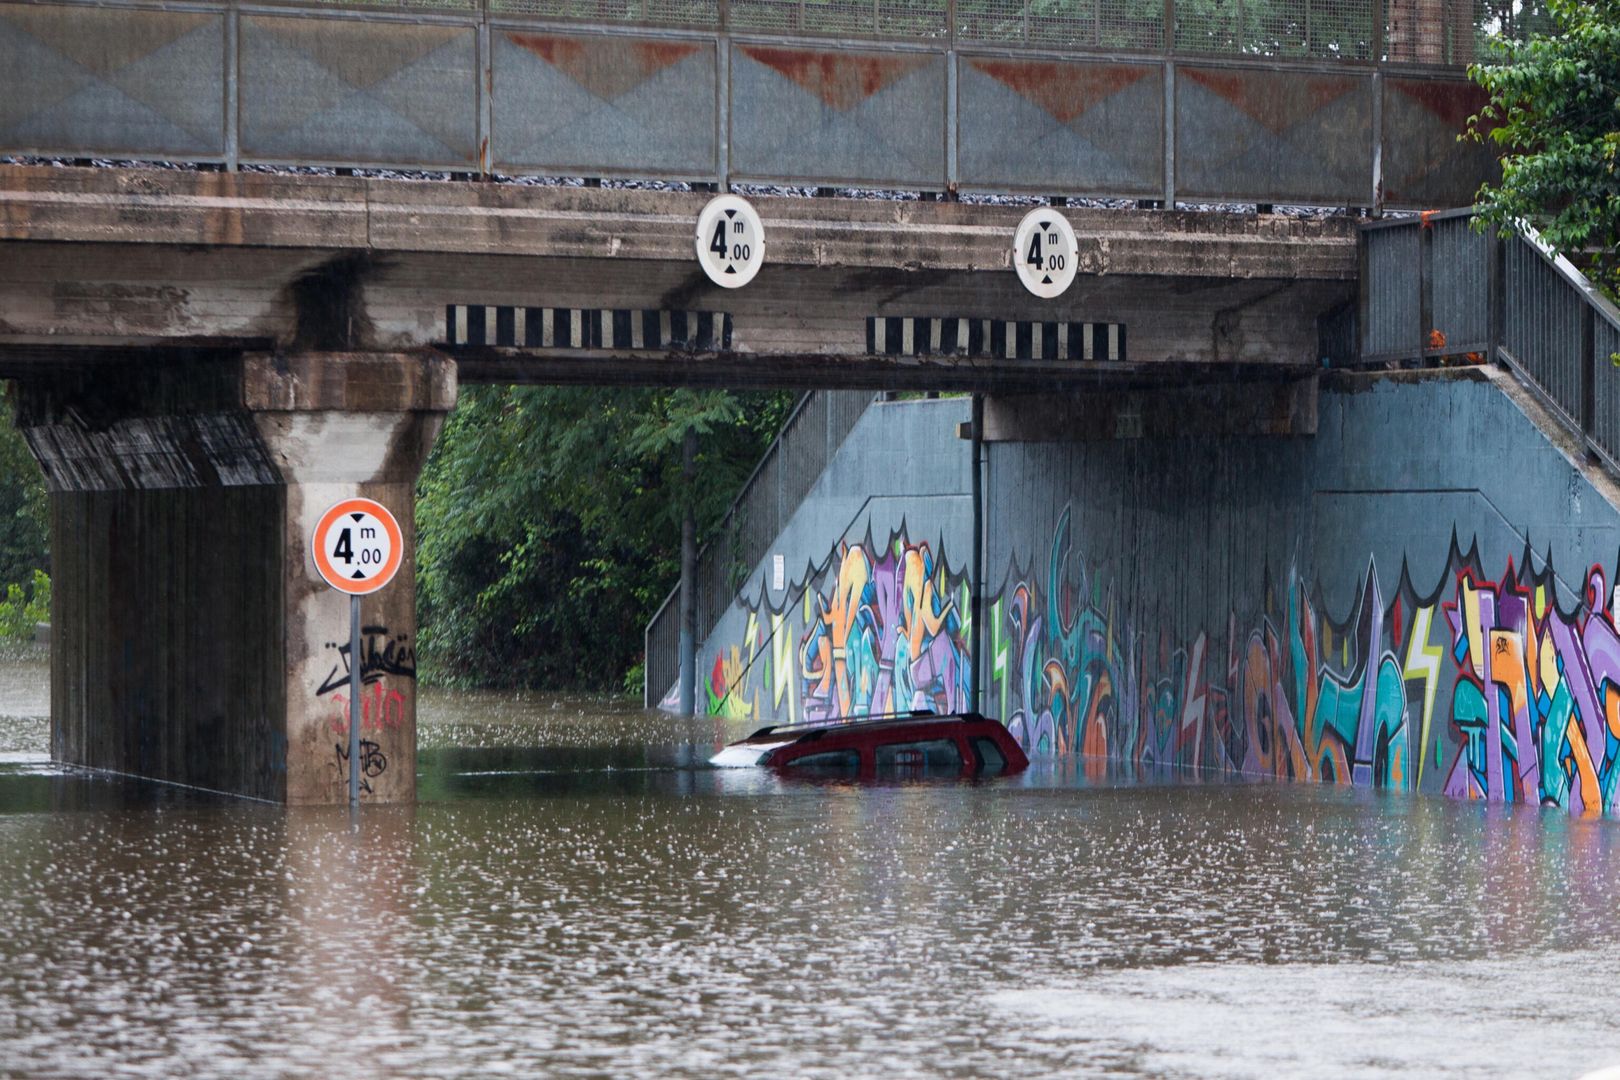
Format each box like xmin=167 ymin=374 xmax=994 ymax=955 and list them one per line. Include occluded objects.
xmin=643 ymin=596 xmax=681 ymax=706
xmin=1175 ymin=0 xmax=1373 ymax=57
xmin=1384 ymin=0 xmax=1547 ymax=63
xmin=489 ymin=0 xmax=718 ymax=25
xmin=728 ymin=0 xmax=946 ymax=36
xmin=826 ymin=391 xmax=872 ymax=448
xmin=294 ymin=0 xmax=479 ymax=10
xmin=781 ymin=391 xmax=831 ymax=523
xmin=958 ymin=0 xmax=1164 ymax=49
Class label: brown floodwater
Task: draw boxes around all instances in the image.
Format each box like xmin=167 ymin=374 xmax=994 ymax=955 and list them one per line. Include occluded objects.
xmin=4 ymin=656 xmax=1620 ymax=1078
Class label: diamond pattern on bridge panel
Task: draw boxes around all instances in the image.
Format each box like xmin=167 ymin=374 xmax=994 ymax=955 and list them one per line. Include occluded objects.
xmin=0 ymin=6 xmax=224 ymax=156
xmin=729 ymin=46 xmax=945 ymax=187
xmin=957 ymin=58 xmax=1163 ymax=194
xmin=1174 ymin=67 xmax=1371 ymax=204
xmin=1378 ymin=77 xmax=1496 ymax=208
xmin=239 ymin=16 xmax=477 ymax=166
xmin=493 ymin=33 xmax=716 ymax=175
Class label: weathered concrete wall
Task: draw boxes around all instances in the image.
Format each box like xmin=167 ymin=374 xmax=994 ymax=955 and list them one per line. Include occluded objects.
xmin=17 ymin=352 xmax=453 ymax=803
xmin=699 ymin=396 xmax=973 ymax=722
xmin=985 ymin=366 xmax=1620 ymax=811
xmin=0 ymin=165 xmax=1355 ymax=389
xmin=703 ymin=367 xmax=1620 ymax=816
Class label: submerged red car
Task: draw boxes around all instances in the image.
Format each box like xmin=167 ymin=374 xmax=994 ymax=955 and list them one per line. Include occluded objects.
xmin=709 ymin=712 xmax=1029 ymax=777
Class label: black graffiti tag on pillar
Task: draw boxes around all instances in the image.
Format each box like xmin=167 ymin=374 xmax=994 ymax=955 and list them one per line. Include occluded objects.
xmin=332 ymin=739 xmax=388 ymax=794
xmin=318 ymin=625 xmax=417 ymax=696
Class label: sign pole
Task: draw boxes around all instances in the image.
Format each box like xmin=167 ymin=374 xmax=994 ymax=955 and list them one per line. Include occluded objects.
xmin=311 ymin=496 xmax=403 ymax=807
xmin=349 ymin=593 xmax=361 ymax=808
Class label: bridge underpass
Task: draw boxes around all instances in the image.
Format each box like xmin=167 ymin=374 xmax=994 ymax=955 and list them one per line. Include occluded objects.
xmin=0 ymin=164 xmax=1357 ymax=801
xmin=0 ymin=0 xmax=1523 ymax=802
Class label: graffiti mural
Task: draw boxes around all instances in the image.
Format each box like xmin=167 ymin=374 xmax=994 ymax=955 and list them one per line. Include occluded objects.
xmin=708 ymin=527 xmax=971 ymax=724
xmin=318 ymin=624 xmax=414 ymax=795
xmin=987 ymin=506 xmax=1620 ymax=818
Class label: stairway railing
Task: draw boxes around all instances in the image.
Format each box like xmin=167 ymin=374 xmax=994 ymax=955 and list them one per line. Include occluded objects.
xmin=1360 ymin=211 xmax=1620 ymax=473
xmin=643 ymin=389 xmax=875 ymax=706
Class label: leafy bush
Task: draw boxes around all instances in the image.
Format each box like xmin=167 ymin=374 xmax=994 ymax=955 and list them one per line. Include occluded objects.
xmin=416 ymin=386 xmax=793 ymax=691
xmin=0 ymin=569 xmax=50 ymax=639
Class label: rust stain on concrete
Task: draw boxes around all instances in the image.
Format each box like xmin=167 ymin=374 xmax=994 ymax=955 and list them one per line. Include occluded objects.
xmin=508 ymin=33 xmax=702 ymax=100
xmin=740 ymin=46 xmax=929 ymax=112
xmin=1181 ymin=67 xmax=1361 ymax=136
xmin=1388 ymin=77 xmax=1489 ymax=132
xmin=968 ymin=59 xmax=1153 ymax=124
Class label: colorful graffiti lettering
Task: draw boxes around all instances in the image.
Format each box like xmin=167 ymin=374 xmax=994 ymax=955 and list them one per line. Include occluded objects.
xmin=706 ymin=504 xmax=1620 ymax=817
xmin=327 ymin=680 xmax=408 ymax=736
xmin=989 ymin=509 xmax=1620 ymax=817
xmin=708 ymin=528 xmax=971 ymax=724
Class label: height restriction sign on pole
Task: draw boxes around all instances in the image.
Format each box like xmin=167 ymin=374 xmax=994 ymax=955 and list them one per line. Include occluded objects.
xmin=313 ymin=498 xmax=402 ymax=595
xmin=695 ymin=194 xmax=764 ymax=288
xmin=312 ymin=496 xmax=403 ymax=807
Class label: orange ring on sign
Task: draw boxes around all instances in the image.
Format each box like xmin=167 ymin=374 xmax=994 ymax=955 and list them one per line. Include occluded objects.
xmin=312 ymin=497 xmax=403 ymax=595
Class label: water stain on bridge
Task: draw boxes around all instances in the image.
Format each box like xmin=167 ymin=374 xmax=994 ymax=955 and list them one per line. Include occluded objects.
xmin=3 ymin=655 xmax=1620 ymax=1078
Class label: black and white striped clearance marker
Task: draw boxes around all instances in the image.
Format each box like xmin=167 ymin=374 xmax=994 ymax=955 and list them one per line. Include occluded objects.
xmin=866 ymin=317 xmax=1125 ymax=361
xmin=445 ymin=306 xmax=732 ymax=351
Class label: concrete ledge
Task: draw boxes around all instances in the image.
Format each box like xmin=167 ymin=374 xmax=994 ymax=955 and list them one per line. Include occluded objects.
xmin=983 ymin=373 xmax=1319 ymax=439
xmin=0 ymin=165 xmax=1357 ymax=280
xmin=243 ymin=352 xmax=457 ymax=413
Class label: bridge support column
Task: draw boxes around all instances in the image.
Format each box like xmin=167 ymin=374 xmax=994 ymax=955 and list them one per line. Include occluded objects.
xmin=16 ymin=352 xmax=456 ymax=803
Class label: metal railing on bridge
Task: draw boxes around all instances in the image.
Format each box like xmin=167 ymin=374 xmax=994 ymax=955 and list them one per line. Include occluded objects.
xmin=643 ymin=388 xmax=873 ymax=706
xmin=1360 ymin=211 xmax=1620 ymax=475
xmin=0 ymin=0 xmax=1541 ymax=209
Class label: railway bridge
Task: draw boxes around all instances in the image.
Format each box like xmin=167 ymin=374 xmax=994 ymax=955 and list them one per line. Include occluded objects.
xmin=0 ymin=0 xmax=1528 ymax=800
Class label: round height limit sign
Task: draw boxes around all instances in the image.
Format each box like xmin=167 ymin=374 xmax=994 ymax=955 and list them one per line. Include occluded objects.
xmin=313 ymin=497 xmax=403 ymax=595
xmin=1013 ymin=209 xmax=1079 ymax=299
xmin=695 ymin=194 xmax=764 ymax=288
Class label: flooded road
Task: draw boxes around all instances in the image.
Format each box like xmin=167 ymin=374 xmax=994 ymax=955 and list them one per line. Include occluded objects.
xmin=4 ymin=659 xmax=1620 ymax=1078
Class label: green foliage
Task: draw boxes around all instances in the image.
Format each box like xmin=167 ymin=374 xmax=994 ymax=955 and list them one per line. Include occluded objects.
xmin=0 ymin=569 xmax=50 ymax=639
xmin=416 ymin=386 xmax=794 ymax=690
xmin=1468 ymin=0 xmax=1620 ymax=298
xmin=0 ymin=389 xmax=48 ymax=591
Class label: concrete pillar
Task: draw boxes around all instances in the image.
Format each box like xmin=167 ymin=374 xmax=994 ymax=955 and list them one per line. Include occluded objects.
xmin=15 ymin=351 xmax=455 ymax=804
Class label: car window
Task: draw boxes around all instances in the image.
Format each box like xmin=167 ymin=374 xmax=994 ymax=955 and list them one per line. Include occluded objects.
xmin=874 ymin=738 xmax=962 ymax=771
xmin=782 ymin=748 xmax=861 ymax=771
xmin=970 ymin=737 xmax=1006 ymax=773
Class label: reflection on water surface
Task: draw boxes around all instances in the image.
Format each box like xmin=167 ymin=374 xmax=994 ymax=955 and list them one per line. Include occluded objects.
xmin=3 ymin=667 xmax=1620 ymax=1078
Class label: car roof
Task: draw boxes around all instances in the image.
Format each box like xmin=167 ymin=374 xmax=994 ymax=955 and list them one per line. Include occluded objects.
xmin=737 ymin=711 xmax=999 ymax=746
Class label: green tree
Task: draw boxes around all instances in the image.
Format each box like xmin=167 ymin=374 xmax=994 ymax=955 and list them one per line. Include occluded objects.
xmin=1468 ymin=0 xmax=1620 ymax=297
xmin=415 ymin=386 xmax=793 ymax=691
xmin=0 ymin=391 xmax=48 ymax=594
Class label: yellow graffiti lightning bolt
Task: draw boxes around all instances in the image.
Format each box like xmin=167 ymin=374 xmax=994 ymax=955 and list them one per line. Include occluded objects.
xmin=1403 ymin=605 xmax=1443 ymax=786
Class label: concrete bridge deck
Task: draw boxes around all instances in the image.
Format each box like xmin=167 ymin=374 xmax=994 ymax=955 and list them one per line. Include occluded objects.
xmin=0 ymin=165 xmax=1355 ymax=389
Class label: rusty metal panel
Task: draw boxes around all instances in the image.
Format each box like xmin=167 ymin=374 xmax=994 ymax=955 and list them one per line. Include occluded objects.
xmin=0 ymin=2 xmax=225 ymax=160
xmin=728 ymin=42 xmax=946 ymax=188
xmin=956 ymin=55 xmax=1161 ymax=195
xmin=492 ymin=30 xmax=716 ymax=178
xmin=1175 ymin=64 xmax=1372 ymax=205
xmin=239 ymin=13 xmax=478 ymax=168
xmin=1379 ymin=75 xmax=1495 ymax=209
